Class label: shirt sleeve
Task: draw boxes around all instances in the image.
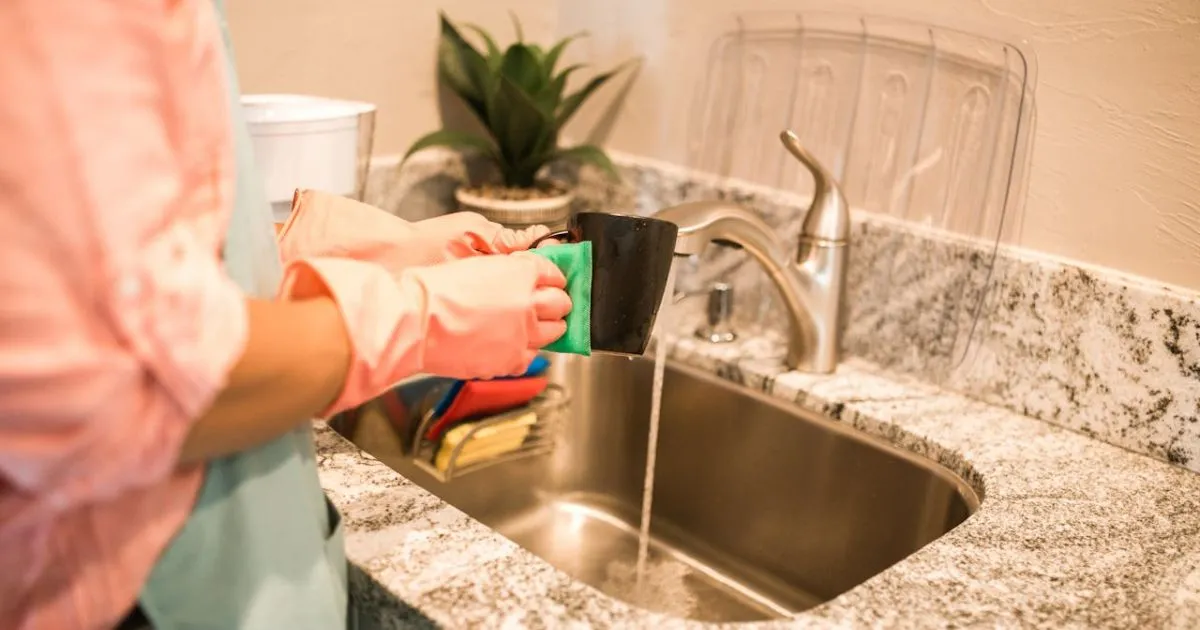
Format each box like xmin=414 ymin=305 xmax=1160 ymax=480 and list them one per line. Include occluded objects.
xmin=0 ymin=1 xmax=248 ymax=522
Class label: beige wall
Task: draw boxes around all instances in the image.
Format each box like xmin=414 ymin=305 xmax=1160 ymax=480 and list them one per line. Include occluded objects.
xmin=559 ymin=0 xmax=1200 ymax=290
xmin=229 ymin=0 xmax=1200 ymax=291
xmin=226 ymin=0 xmax=557 ymax=156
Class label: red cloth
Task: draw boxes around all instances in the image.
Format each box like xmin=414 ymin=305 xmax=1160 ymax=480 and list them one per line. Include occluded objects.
xmin=423 ymin=377 xmax=549 ymax=441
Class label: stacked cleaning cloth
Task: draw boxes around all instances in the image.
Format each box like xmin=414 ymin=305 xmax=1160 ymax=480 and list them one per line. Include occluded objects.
xmin=428 ymin=355 xmax=550 ymax=472
xmin=426 ymin=241 xmax=595 ymax=472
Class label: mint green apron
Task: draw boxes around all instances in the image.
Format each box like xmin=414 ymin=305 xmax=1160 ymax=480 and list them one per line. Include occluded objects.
xmin=136 ymin=2 xmax=351 ymax=627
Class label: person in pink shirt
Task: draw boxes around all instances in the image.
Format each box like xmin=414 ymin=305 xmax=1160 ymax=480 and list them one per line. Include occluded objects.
xmin=0 ymin=1 xmax=570 ymax=628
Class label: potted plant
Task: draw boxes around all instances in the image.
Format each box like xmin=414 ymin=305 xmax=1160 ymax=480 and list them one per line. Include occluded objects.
xmin=403 ymin=12 xmax=635 ymax=227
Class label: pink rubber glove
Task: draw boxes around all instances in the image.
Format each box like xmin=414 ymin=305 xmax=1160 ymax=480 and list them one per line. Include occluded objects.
xmin=279 ymin=252 xmax=571 ymax=417
xmin=414 ymin=211 xmax=551 ymax=254
xmin=275 ymin=189 xmax=551 ymax=274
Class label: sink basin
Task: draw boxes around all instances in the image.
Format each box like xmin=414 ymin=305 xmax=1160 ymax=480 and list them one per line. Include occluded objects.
xmin=331 ymin=355 xmax=979 ymax=623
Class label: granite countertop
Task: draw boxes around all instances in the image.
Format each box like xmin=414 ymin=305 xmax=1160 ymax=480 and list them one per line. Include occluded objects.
xmin=317 ymin=322 xmax=1200 ymax=629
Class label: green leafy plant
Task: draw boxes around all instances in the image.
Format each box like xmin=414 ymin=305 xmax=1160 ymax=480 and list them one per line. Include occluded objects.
xmin=403 ymin=12 xmax=636 ymax=191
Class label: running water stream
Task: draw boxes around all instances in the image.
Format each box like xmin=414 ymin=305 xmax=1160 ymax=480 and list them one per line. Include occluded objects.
xmin=635 ymin=262 xmax=678 ymax=588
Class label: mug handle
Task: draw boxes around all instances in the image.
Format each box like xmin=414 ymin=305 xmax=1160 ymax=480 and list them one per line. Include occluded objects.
xmin=529 ymin=230 xmax=573 ymax=249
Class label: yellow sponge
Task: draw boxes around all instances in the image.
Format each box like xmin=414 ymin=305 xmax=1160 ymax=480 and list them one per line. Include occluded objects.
xmin=434 ymin=411 xmax=537 ymax=472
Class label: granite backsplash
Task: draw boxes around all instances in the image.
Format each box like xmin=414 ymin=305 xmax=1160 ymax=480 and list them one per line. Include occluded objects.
xmin=363 ymin=150 xmax=1200 ymax=474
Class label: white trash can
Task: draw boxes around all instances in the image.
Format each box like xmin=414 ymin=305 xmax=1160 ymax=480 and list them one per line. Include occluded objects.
xmin=241 ymin=94 xmax=376 ymax=222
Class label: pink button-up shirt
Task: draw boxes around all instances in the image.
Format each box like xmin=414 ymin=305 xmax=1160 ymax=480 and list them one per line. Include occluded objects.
xmin=0 ymin=2 xmax=248 ymax=628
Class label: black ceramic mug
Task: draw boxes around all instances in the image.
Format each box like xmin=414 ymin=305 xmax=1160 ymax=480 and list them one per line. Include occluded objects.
xmin=531 ymin=212 xmax=679 ymax=355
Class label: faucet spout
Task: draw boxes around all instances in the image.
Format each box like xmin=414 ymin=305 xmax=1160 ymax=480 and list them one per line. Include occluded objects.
xmin=652 ymin=129 xmax=851 ymax=374
xmin=656 ymin=201 xmax=787 ymax=260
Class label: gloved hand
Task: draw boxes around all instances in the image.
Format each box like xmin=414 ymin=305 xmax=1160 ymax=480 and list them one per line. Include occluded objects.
xmin=412 ymin=211 xmax=552 ymax=255
xmin=275 ymin=189 xmax=551 ymax=276
xmin=279 ymin=251 xmax=571 ymax=417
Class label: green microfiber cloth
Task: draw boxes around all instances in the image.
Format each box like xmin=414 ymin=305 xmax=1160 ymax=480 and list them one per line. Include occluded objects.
xmin=530 ymin=242 xmax=592 ymax=356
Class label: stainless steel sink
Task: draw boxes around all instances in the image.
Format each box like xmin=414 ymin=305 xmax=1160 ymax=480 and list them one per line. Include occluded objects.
xmin=331 ymin=354 xmax=979 ymax=623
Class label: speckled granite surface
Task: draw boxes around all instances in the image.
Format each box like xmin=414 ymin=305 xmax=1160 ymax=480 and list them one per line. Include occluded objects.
xmin=365 ymin=151 xmax=1200 ymax=473
xmin=317 ymin=305 xmax=1200 ymax=628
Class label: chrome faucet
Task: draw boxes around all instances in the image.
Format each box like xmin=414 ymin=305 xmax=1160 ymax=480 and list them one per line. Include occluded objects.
xmin=654 ymin=130 xmax=850 ymax=373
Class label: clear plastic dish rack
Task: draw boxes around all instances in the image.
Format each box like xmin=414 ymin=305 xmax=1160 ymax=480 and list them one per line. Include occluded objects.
xmin=679 ymin=11 xmax=1038 ymax=379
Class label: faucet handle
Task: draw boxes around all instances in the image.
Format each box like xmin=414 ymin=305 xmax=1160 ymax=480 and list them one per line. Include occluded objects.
xmin=779 ymin=130 xmax=851 ymax=243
